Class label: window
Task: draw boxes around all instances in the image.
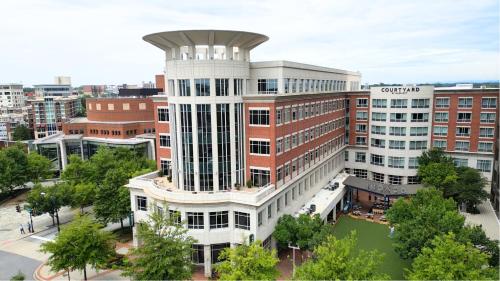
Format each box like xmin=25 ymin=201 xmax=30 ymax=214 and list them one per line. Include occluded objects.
xmin=354 ymin=169 xmax=367 ymax=178
xmin=178 ymin=79 xmax=191 ymax=96
xmin=390 ymin=113 xmax=407 ymax=122
xmin=215 ymin=79 xmax=229 ymax=96
xmin=356 ymin=98 xmax=368 ymax=108
xmin=458 ymin=97 xmax=473 ymax=108
xmin=454 ymin=158 xmax=468 ymax=167
xmin=435 ymin=98 xmax=449 ymax=108
xmin=388 ymin=157 xmax=405 ymax=168
xmin=480 ymin=113 xmax=496 ymax=123
xmin=195 ymin=78 xmax=210 ymax=96
xmin=411 ymin=99 xmax=430 ymax=108
xmin=192 ymin=245 xmax=205 ymax=264
xmin=187 ymin=212 xmax=204 ymax=229
xmin=372 ymin=172 xmax=385 ymax=183
xmin=372 ymin=99 xmax=387 ymax=108
xmin=267 ymin=204 xmax=273 ymax=219
xmin=456 ymin=127 xmax=470 ymax=137
xmin=371 ymin=125 xmax=386 ymax=135
xmin=455 ymin=141 xmax=470 ymax=151
xmin=234 ymin=79 xmax=243 ymax=96
xmin=276 ymin=139 xmax=283 ymax=154
xmin=391 ymin=99 xmax=407 ymax=108
xmin=136 ymin=196 xmax=147 ymax=211
xmin=210 ymin=211 xmax=229 ymax=229
xmin=408 ymin=157 xmax=419 ymax=169
xmin=479 ymin=127 xmax=494 ymax=138
xmin=356 ymin=124 xmax=367 ymax=133
xmin=250 ymin=168 xmax=270 ymax=187
xmin=389 ymin=140 xmax=405 ymax=150
xmin=258 ymin=79 xmax=278 ymax=94
xmin=356 ymin=111 xmax=368 ymax=121
xmin=249 ymin=140 xmax=270 ymax=155
xmin=211 ymin=243 xmax=230 ymax=264
xmin=433 ymin=140 xmax=447 ymax=149
xmin=356 ymin=137 xmax=367 ymax=145
xmin=482 ymin=97 xmax=497 ymax=108
xmin=457 ymin=112 xmax=472 ymax=122
xmin=477 ymin=160 xmax=492 ymax=172
xmin=408 ymin=176 xmax=420 ymax=184
xmin=276 ymin=197 xmax=282 ymax=212
xmin=108 ymin=103 xmax=114 ymax=110
xmin=370 ymin=154 xmax=384 ymax=166
xmin=411 ymin=113 xmax=429 ymax=122
xmin=169 ymin=210 xmax=181 ymax=225
xmin=434 ymin=112 xmax=449 ymax=122
xmin=389 ymin=127 xmax=406 ymax=136
xmin=158 ymin=107 xmax=169 ymax=122
xmin=371 ymin=138 xmax=385 ymax=148
xmin=355 ymin=152 xmax=366 ymax=163
xmin=388 ymin=175 xmax=402 ymax=185
xmin=159 ymin=134 xmax=171 ymax=147
xmin=234 ymin=212 xmax=250 ymax=230
xmin=276 ymin=109 xmax=282 ymax=125
xmin=249 ymin=109 xmax=270 ymax=125
xmin=433 ymin=126 xmax=448 ymax=136
xmin=410 ymin=127 xmax=428 ymax=136
xmin=258 ymin=211 xmax=263 ymax=226
xmin=371 ymin=112 xmax=387 ymax=121
xmin=139 ymin=103 xmax=146 ymax=110
xmin=478 ymin=142 xmax=493 ymax=152
xmin=409 ymin=141 xmax=427 ymax=150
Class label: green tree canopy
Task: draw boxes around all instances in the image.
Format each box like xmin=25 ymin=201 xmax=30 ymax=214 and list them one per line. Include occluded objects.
xmin=40 ymin=215 xmax=116 ymax=281
xmin=27 ymin=152 xmax=53 ymax=183
xmin=68 ymin=182 xmax=97 ymax=214
xmin=215 ymin=241 xmax=280 ymax=280
xmin=452 ymin=166 xmax=489 ymax=211
xmin=0 ymin=144 xmax=29 ymax=192
xmin=417 ymin=147 xmax=453 ymax=166
xmin=94 ymin=169 xmax=130 ymax=227
xmin=122 ymin=205 xmax=196 ymax=280
xmin=294 ymin=231 xmax=388 ymax=280
xmin=458 ymin=225 xmax=499 ymax=267
xmin=418 ymin=162 xmax=458 ymax=192
xmin=26 ymin=183 xmax=72 ymax=225
xmin=385 ymin=188 xmax=465 ymax=259
xmin=406 ymin=233 xmax=498 ymax=280
xmin=11 ymin=125 xmax=32 ymax=141
xmin=273 ymin=214 xmax=333 ymax=251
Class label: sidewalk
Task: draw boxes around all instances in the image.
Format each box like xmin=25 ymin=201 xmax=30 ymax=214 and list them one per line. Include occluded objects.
xmin=461 ymin=199 xmax=500 ymax=241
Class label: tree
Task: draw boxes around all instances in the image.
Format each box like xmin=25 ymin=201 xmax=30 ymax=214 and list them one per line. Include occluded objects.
xmin=215 ymin=241 xmax=280 ymax=280
xmin=406 ymin=233 xmax=498 ymax=280
xmin=294 ymin=232 xmax=388 ymax=280
xmin=458 ymin=225 xmax=499 ymax=267
xmin=0 ymin=144 xmax=28 ymax=193
xmin=273 ymin=214 xmax=333 ymax=251
xmin=386 ymin=188 xmax=465 ymax=259
xmin=27 ymin=152 xmax=53 ymax=183
xmin=69 ymin=183 xmax=97 ymax=214
xmin=452 ymin=167 xmax=489 ymax=212
xmin=94 ymin=169 xmax=130 ymax=229
xmin=61 ymin=155 xmax=93 ymax=185
xmin=41 ymin=215 xmax=116 ymax=281
xmin=11 ymin=125 xmax=32 ymax=141
xmin=417 ymin=147 xmax=453 ymax=166
xmin=26 ymin=183 xmax=71 ymax=229
xmin=122 ymin=205 xmax=196 ymax=280
xmin=418 ymin=162 xmax=458 ymax=192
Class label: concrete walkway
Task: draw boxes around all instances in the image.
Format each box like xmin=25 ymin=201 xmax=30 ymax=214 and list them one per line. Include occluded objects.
xmin=461 ymin=199 xmax=500 ymax=241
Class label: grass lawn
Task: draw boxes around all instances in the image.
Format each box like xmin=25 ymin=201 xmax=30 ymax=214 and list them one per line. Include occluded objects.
xmin=332 ymin=216 xmax=411 ymax=280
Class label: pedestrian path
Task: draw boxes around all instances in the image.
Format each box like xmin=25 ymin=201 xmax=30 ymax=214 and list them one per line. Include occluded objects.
xmin=461 ymin=199 xmax=500 ymax=240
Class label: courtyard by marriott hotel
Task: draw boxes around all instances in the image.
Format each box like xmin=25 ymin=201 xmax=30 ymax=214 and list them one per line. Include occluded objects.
xmin=127 ymin=30 xmax=499 ymax=276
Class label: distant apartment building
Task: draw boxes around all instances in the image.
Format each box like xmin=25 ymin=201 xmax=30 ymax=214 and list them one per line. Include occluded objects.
xmin=34 ymin=84 xmax=73 ymax=98
xmin=81 ymin=85 xmax=106 ymax=96
xmin=0 ymin=106 xmax=32 ymax=140
xmin=32 ymin=96 xmax=81 ymax=139
xmin=0 ymin=83 xmax=26 ymax=108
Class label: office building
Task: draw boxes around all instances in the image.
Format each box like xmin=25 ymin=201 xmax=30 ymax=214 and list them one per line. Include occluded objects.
xmin=34 ymin=84 xmax=73 ymax=98
xmin=32 ymin=96 xmax=81 ymax=139
xmin=0 ymin=83 xmax=26 ymax=108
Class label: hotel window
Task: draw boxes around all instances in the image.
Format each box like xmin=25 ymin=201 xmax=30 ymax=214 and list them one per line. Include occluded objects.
xmin=481 ymin=97 xmax=497 ymax=108
xmin=304 ymin=80 xmax=309 ymax=92
xmin=370 ymin=154 xmax=384 ymax=166
xmin=234 ymin=79 xmax=243 ymax=96
xmin=160 ymin=159 xmax=172 ymax=177
xmin=480 ymin=113 xmax=496 ymax=123
xmin=356 ymin=137 xmax=367 ymax=145
xmin=168 ymin=79 xmax=175 ymax=94
xmin=356 ymin=111 xmax=368 ymax=121
xmin=434 ymin=112 xmax=449 ymax=122
xmin=136 ymin=196 xmax=147 ymax=211
xmin=371 ymin=138 xmax=385 ymax=148
xmin=276 ymin=197 xmax=282 ymax=212
xmin=435 ymin=98 xmax=449 ymax=108
xmin=187 ymin=212 xmax=204 ymax=229
xmin=355 ymin=152 xmax=366 ymax=163
xmin=107 ymin=103 xmax=114 ymax=110
xmin=356 ymin=124 xmax=367 ymax=133
xmin=159 ymin=134 xmax=171 ymax=148
xmin=478 ymin=142 xmax=493 ymax=152
xmin=390 ymin=113 xmax=407 ymax=122
xmin=276 ymin=109 xmax=282 ymax=125
xmin=388 ymin=175 xmax=403 ymax=185
xmin=356 ymin=98 xmax=368 ymax=108
xmin=433 ymin=140 xmax=447 ymax=149
xmin=454 ymin=158 xmax=468 ymax=167
xmin=455 ymin=141 xmax=470 ymax=151
xmin=276 ymin=139 xmax=283 ymax=154
xmin=411 ymin=113 xmax=428 ymax=122
xmin=249 ymin=109 xmax=270 ymax=126
xmin=410 ymin=127 xmax=428 ymax=136
xmin=276 ymin=167 xmax=283 ymax=182
xmin=458 ymin=97 xmax=473 ymax=108
xmin=456 ymin=127 xmax=470 ymax=137
xmin=433 ymin=126 xmax=448 ymax=136
xmin=158 ymin=107 xmax=169 ymax=122
xmin=209 ymin=211 xmax=229 ymax=229
xmin=344 ymin=151 xmax=349 ymax=161
xmin=268 ymin=204 xmax=273 ymax=219
xmin=409 ymin=141 xmax=427 ymax=150
xmin=388 ymin=156 xmax=405 ymax=168
xmin=284 ymin=79 xmax=290 ymax=93
xmin=285 ymin=192 xmax=290 ymax=206
xmin=258 ymin=211 xmax=263 ymax=226
xmin=411 ymin=99 xmax=430 ymax=108
xmin=258 ymin=79 xmax=278 ymax=94
xmin=477 ymin=160 xmax=492 ymax=172
xmin=215 ymin=78 xmax=229 ymax=96
xmin=389 ymin=127 xmax=406 ymax=136
xmin=284 ymin=136 xmax=291 ymax=151
xmin=250 ymin=168 xmax=270 ymax=187
xmin=391 ymin=99 xmax=407 ymax=108
xmin=457 ymin=112 xmax=472 ymax=122
xmin=479 ymin=127 xmax=494 ymax=138
xmin=354 ymin=169 xmax=368 ymax=178
xmin=371 ymin=112 xmax=387 ymax=121
xmin=408 ymin=157 xmax=419 ymax=169
xmin=408 ymin=176 xmax=420 ymax=184
xmin=372 ymin=99 xmax=387 ymax=108
xmin=389 ymin=140 xmax=406 ymax=150
xmin=96 ymin=103 xmax=101 ymax=110
xmin=195 ymin=78 xmax=210 ymax=96
xmin=250 ymin=140 xmax=270 ymax=155
xmin=284 ymin=108 xmax=291 ymax=123
xmin=372 ymin=172 xmax=385 ymax=183
xmin=371 ymin=125 xmax=386 ymax=135
xmin=178 ymin=79 xmax=191 ymax=96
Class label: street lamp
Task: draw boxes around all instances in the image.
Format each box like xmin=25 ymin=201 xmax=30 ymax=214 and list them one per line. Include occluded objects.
xmin=288 ymin=242 xmax=300 ymax=278
xmin=41 ymin=192 xmax=60 ymax=232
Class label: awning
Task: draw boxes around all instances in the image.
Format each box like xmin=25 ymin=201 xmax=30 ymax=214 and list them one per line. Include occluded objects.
xmin=343 ymin=176 xmax=424 ymax=196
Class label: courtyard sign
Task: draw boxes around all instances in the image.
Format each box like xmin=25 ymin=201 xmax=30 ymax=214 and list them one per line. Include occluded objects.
xmin=381 ymin=87 xmax=420 ymax=94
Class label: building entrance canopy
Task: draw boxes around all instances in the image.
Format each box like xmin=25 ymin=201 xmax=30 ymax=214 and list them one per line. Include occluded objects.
xmin=343 ymin=176 xmax=424 ymax=197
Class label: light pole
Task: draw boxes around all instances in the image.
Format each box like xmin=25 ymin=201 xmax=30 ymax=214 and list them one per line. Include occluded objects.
xmin=26 ymin=207 xmax=34 ymax=233
xmin=288 ymin=243 xmax=300 ymax=278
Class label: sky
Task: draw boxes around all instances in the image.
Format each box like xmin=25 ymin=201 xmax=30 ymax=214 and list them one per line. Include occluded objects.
xmin=1 ymin=0 xmax=499 ymax=86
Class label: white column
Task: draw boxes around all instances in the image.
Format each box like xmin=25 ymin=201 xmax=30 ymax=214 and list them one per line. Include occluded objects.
xmin=204 ymin=245 xmax=212 ymax=277
xmin=192 ymin=102 xmax=200 ymax=192
xmin=211 ymin=103 xmax=219 ymax=191
xmin=175 ymin=104 xmax=184 ymax=190
xmin=229 ymin=102 xmax=237 ymax=189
